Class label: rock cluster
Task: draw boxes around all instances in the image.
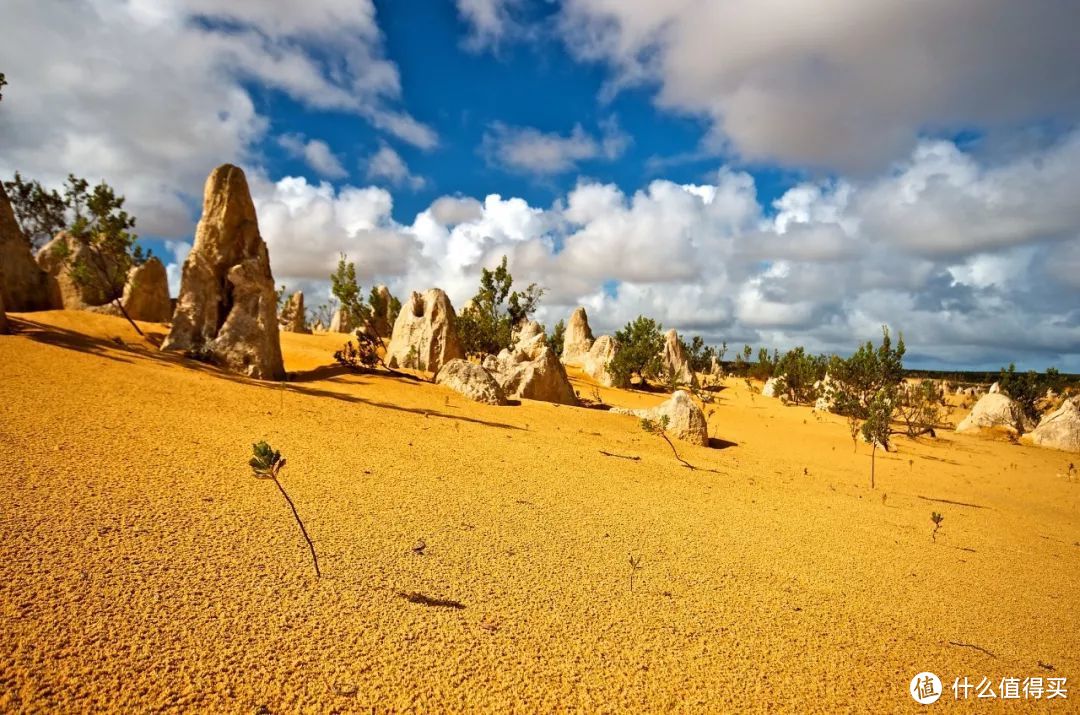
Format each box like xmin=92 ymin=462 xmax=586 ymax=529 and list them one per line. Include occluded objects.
xmin=612 ymin=390 xmax=709 ymax=446
xmin=956 ymin=393 xmax=1034 ymax=434
xmin=488 ymin=321 xmax=578 ymax=405
xmin=1025 ymin=397 xmax=1080 ymax=452
xmin=385 ymin=288 xmax=464 ymax=373
xmin=561 ymin=307 xmax=594 ymax=367
xmin=161 ymin=164 xmax=284 ymax=380
xmin=435 ymin=359 xmax=508 ymax=406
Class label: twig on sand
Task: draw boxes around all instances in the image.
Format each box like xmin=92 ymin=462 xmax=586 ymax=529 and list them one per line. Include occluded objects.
xmin=948 ymin=641 xmax=997 ymax=659
xmin=600 ymin=450 xmax=641 ymax=461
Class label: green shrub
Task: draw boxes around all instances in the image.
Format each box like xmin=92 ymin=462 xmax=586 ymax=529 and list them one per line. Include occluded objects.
xmin=607 ymin=316 xmax=664 ymax=388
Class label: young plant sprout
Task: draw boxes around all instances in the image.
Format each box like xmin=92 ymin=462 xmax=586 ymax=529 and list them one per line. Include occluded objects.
xmin=628 ymin=552 xmax=644 ymax=592
xmin=640 ymin=415 xmax=695 ymax=470
xmin=931 ymin=511 xmax=944 ymax=543
xmin=249 ymin=441 xmax=321 ymax=578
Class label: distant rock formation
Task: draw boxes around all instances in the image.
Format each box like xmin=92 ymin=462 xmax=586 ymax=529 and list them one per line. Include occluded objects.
xmin=561 ymin=307 xmax=594 ymax=366
xmin=279 ymin=290 xmax=310 ymax=333
xmin=368 ymin=284 xmax=395 ymax=338
xmin=581 ymin=334 xmax=618 ymax=387
xmin=660 ymin=328 xmax=697 ymax=387
xmin=121 ymin=257 xmax=172 ymax=322
xmin=435 ymin=359 xmax=508 ymax=406
xmin=613 ymin=390 xmax=709 ymax=446
xmin=1025 ymin=397 xmax=1080 ymax=452
xmin=385 ymin=288 xmax=464 ymax=373
xmin=328 ymin=307 xmax=352 ymax=333
xmin=956 ymin=393 xmax=1034 ymax=434
xmin=161 ymin=164 xmax=284 ymax=380
xmin=0 ymin=184 xmax=52 ymax=311
xmin=762 ymin=376 xmax=780 ymax=397
xmin=490 ymin=321 xmax=578 ymax=405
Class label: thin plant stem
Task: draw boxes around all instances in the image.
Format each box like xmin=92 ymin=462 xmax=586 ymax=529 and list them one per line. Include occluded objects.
xmin=270 ymin=472 xmax=320 ymax=578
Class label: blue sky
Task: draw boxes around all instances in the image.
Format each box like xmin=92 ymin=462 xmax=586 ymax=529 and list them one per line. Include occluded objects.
xmin=2 ymin=0 xmax=1079 ymax=370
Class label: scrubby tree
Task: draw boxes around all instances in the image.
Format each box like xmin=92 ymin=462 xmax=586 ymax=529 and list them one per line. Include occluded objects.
xmin=369 ymin=285 xmax=401 ymax=328
xmin=830 ymin=326 xmax=906 ymax=419
xmin=330 ymin=254 xmax=370 ymax=328
xmin=548 ymin=319 xmax=566 ymax=356
xmin=773 ymin=347 xmax=827 ymax=405
xmin=5 ymin=172 xmax=69 ymax=250
xmin=895 ymin=379 xmax=942 ymax=438
xmin=607 ymin=316 xmax=664 ymax=388
xmin=997 ymin=363 xmax=1045 ymax=434
xmin=687 ymin=336 xmax=718 ymax=374
xmin=860 ymin=389 xmax=894 ymax=489
xmin=457 ymin=255 xmax=543 ymax=356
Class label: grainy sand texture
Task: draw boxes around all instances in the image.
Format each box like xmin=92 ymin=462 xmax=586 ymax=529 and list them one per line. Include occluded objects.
xmin=1 ymin=311 xmax=1077 ymax=712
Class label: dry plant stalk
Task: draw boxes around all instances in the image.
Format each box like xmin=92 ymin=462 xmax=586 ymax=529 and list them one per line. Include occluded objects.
xmin=249 ymin=441 xmax=321 ymax=578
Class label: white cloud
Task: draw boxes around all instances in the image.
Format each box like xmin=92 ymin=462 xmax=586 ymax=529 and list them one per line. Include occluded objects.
xmin=455 ymin=0 xmax=522 ymax=51
xmin=278 ymin=134 xmax=348 ymax=179
xmin=556 ymin=0 xmax=1080 ymax=171
xmin=481 ymin=119 xmax=631 ymax=175
xmin=0 ymin=0 xmax=433 ymax=236
xmin=365 ymin=145 xmax=425 ymax=189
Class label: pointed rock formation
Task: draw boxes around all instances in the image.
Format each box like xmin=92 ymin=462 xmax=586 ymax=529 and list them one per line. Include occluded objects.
xmin=279 ymin=291 xmax=310 ymax=333
xmin=435 ymin=359 xmax=508 ymax=406
xmin=660 ymin=328 xmax=697 ymax=387
xmin=385 ymin=288 xmax=464 ymax=373
xmin=368 ymin=284 xmax=395 ymax=338
xmin=561 ymin=307 xmax=594 ymax=366
xmin=762 ymin=377 xmax=780 ymax=397
xmin=581 ymin=334 xmax=618 ymax=387
xmin=1025 ymin=397 xmax=1080 ymax=452
xmin=956 ymin=393 xmax=1034 ymax=434
xmin=161 ymin=164 xmax=284 ymax=380
xmin=613 ymin=390 xmax=709 ymax=446
xmin=0 ymin=185 xmax=52 ymax=311
xmin=328 ymin=307 xmax=352 ymax=333
xmin=120 ymin=257 xmax=172 ymax=322
xmin=489 ymin=321 xmax=578 ymax=405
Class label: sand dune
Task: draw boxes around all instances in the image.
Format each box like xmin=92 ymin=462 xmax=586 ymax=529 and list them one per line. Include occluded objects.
xmin=1 ymin=311 xmax=1076 ymax=712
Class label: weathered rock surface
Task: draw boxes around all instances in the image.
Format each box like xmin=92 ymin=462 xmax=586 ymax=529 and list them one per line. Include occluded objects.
xmin=36 ymin=232 xmax=120 ymax=309
xmin=368 ymin=284 xmax=395 ymax=338
xmin=762 ymin=377 xmax=780 ymax=398
xmin=661 ymin=329 xmax=697 ymax=386
xmin=561 ymin=307 xmax=594 ymax=367
xmin=613 ymin=390 xmax=709 ymax=446
xmin=385 ymin=288 xmax=464 ymax=373
xmin=435 ymin=359 xmax=508 ymax=406
xmin=279 ymin=291 xmax=309 ymax=333
xmin=489 ymin=321 xmax=578 ymax=405
xmin=328 ymin=307 xmax=352 ymax=333
xmin=161 ymin=164 xmax=284 ymax=380
xmin=0 ymin=185 xmax=52 ymax=311
xmin=956 ymin=392 xmax=1034 ymax=434
xmin=1025 ymin=397 xmax=1080 ymax=452
xmin=121 ymin=257 xmax=172 ymax=322
xmin=581 ymin=334 xmax=618 ymax=387
xmin=988 ymin=382 xmax=1000 ymax=394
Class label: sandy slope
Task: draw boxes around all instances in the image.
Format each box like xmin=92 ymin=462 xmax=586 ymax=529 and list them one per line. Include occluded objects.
xmin=1 ymin=311 xmax=1077 ymax=713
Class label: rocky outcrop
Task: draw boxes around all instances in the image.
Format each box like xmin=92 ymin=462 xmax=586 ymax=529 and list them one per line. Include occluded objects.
xmin=279 ymin=291 xmax=309 ymax=333
xmin=36 ymin=232 xmax=122 ymax=309
xmin=561 ymin=307 xmax=594 ymax=366
xmin=120 ymin=257 xmax=172 ymax=322
xmin=582 ymin=334 xmax=618 ymax=387
xmin=385 ymin=288 xmax=464 ymax=373
xmin=613 ymin=390 xmax=709 ymax=446
xmin=762 ymin=377 xmax=780 ymax=398
xmin=660 ymin=329 xmax=696 ymax=387
xmin=328 ymin=307 xmax=352 ymax=333
xmin=161 ymin=164 xmax=284 ymax=380
xmin=489 ymin=321 xmax=578 ymax=405
xmin=956 ymin=393 xmax=1034 ymax=434
xmin=0 ymin=185 xmax=52 ymax=311
xmin=1025 ymin=397 xmax=1080 ymax=452
xmin=435 ymin=359 xmax=508 ymax=406
xmin=368 ymin=284 xmax=395 ymax=338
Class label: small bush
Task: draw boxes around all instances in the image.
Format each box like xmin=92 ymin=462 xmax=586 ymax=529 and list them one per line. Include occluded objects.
xmin=607 ymin=316 xmax=664 ymax=388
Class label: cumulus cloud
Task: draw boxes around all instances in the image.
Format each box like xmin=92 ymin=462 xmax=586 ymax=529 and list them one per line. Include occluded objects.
xmin=278 ymin=134 xmax=348 ymax=179
xmin=556 ymin=0 xmax=1080 ymax=171
xmin=481 ymin=118 xmax=630 ymax=175
xmin=0 ymin=0 xmax=433 ymax=236
xmin=205 ymin=131 xmax=1080 ymax=370
xmin=365 ymin=145 xmax=425 ymax=189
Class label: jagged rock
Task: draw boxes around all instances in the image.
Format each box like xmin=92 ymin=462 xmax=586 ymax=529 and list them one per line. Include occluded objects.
xmin=1025 ymin=397 xmax=1080 ymax=452
xmin=435 ymin=359 xmax=508 ymax=406
xmin=489 ymin=320 xmax=577 ymax=405
xmin=0 ymin=185 xmax=52 ymax=311
xmin=36 ymin=232 xmax=121 ymax=309
xmin=561 ymin=307 xmax=594 ymax=367
xmin=385 ymin=288 xmax=464 ymax=373
xmin=762 ymin=377 xmax=780 ymax=397
xmin=612 ymin=390 xmax=709 ymax=446
xmin=328 ymin=307 xmax=352 ymax=333
xmin=121 ymin=257 xmax=172 ymax=322
xmin=279 ymin=291 xmax=310 ymax=333
xmin=956 ymin=393 xmax=1034 ymax=434
xmin=660 ymin=329 xmax=697 ymax=387
xmin=161 ymin=164 xmax=284 ymax=380
xmin=582 ymin=335 xmax=618 ymax=387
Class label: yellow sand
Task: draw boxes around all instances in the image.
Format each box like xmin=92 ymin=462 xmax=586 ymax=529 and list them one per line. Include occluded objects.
xmin=1 ymin=311 xmax=1077 ymax=712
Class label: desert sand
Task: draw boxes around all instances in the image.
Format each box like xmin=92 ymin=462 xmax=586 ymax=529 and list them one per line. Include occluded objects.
xmin=1 ymin=311 xmax=1077 ymax=712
